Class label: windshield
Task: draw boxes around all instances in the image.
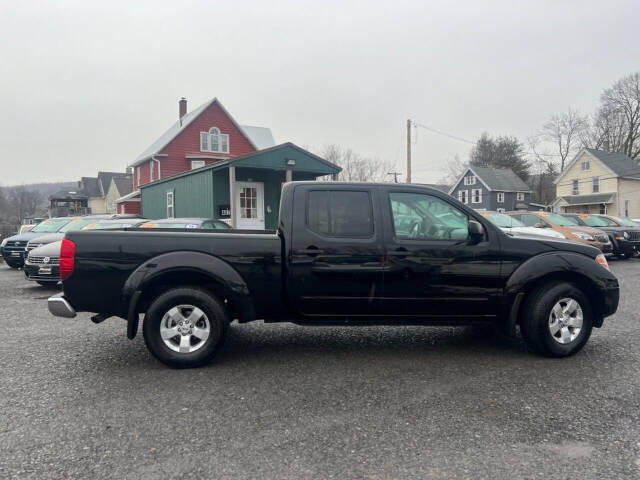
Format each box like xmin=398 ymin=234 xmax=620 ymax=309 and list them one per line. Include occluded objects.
xmin=543 ymin=214 xmax=577 ymax=226
xmin=139 ymin=222 xmax=201 ymax=229
xmin=59 ymin=218 xmax=103 ymax=232
xmin=480 ymin=212 xmax=526 ymax=228
xmin=577 ymin=214 xmax=612 ymax=227
xmin=82 ymin=221 xmax=141 ymax=230
xmin=31 ymin=218 xmax=71 ymax=232
xmin=612 ymin=216 xmax=639 ymax=226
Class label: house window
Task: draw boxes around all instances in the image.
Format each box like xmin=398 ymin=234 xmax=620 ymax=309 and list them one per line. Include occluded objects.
xmin=592 ymin=176 xmax=599 ymax=193
xmin=463 ymin=175 xmax=476 ymax=186
xmin=516 ymin=192 xmax=525 ymax=201
xmin=600 ymin=204 xmax=606 ymax=214
xmin=497 ymin=192 xmax=505 ymax=203
xmin=572 ymin=179 xmax=579 ymax=195
xmin=200 ymin=127 xmax=230 ymax=154
xmin=166 ymin=191 xmax=174 ymax=218
xmin=458 ymin=190 xmax=468 ymax=204
xmin=471 ymin=189 xmax=482 ymax=204
xmin=581 ymin=161 xmax=590 ymax=171
xmin=136 ymin=166 xmax=140 ymax=187
xmin=150 ymin=161 xmax=155 ymax=182
xmin=625 ymin=200 xmax=630 ymax=217
xmin=191 ymin=160 xmax=205 ymax=170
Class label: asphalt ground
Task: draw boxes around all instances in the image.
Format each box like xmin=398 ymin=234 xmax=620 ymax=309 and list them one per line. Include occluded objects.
xmin=1 ymin=258 xmax=640 ymax=479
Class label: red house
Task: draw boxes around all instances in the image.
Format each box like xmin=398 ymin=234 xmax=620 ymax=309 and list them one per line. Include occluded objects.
xmin=117 ymin=98 xmax=276 ymax=214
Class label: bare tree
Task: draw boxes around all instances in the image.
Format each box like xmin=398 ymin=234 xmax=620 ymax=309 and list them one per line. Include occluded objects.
xmin=540 ymin=108 xmax=588 ymax=171
xmin=320 ymin=144 xmax=392 ymax=182
xmin=7 ymin=187 xmax=42 ymax=223
xmin=439 ymin=154 xmax=466 ymax=185
xmin=584 ymin=72 xmax=640 ymax=160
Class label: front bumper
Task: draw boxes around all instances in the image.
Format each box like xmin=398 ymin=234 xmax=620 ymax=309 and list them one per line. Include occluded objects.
xmin=24 ymin=262 xmax=60 ymax=282
xmin=48 ymin=294 xmax=77 ymax=318
xmin=2 ymin=248 xmax=25 ymax=266
xmin=602 ymin=283 xmax=620 ymax=318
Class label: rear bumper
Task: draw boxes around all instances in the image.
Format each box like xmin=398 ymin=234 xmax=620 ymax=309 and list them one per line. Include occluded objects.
xmin=24 ymin=262 xmax=60 ymax=282
xmin=48 ymin=294 xmax=77 ymax=318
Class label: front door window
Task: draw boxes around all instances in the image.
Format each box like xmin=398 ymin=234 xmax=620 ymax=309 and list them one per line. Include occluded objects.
xmin=235 ymin=181 xmax=264 ymax=229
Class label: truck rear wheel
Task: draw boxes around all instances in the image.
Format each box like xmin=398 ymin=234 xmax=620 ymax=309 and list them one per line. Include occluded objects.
xmin=143 ymin=287 xmax=229 ymax=368
xmin=520 ymin=281 xmax=593 ymax=357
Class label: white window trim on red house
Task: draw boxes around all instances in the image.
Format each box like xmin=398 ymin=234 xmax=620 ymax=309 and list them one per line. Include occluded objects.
xmin=200 ymin=127 xmax=230 ymax=154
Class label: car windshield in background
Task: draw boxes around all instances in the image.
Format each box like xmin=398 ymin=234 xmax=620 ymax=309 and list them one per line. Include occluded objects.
xmin=578 ymin=215 xmax=614 ymax=227
xmin=31 ymin=218 xmax=70 ymax=232
xmin=481 ymin=212 xmax=526 ymax=228
xmin=139 ymin=222 xmax=201 ymax=229
xmin=612 ymin=216 xmax=639 ymax=227
xmin=82 ymin=222 xmax=141 ymax=230
xmin=59 ymin=218 xmax=102 ymax=232
xmin=543 ymin=214 xmax=577 ymax=226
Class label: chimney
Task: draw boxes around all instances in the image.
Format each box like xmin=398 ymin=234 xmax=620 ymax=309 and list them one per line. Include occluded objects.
xmin=179 ymin=97 xmax=187 ymax=121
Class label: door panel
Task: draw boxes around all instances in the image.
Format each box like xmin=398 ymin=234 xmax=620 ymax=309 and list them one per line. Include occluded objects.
xmin=380 ymin=190 xmax=502 ymax=318
xmin=288 ymin=186 xmax=385 ymax=316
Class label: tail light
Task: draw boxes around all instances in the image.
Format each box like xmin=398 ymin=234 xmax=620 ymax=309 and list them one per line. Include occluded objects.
xmin=59 ymin=238 xmax=75 ymax=280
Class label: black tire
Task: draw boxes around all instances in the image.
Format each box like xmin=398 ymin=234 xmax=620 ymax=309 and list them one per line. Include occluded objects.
xmin=143 ymin=287 xmax=229 ymax=368
xmin=520 ymin=281 xmax=593 ymax=357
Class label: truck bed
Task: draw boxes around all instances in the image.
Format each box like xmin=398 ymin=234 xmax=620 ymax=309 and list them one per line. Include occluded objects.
xmin=63 ymin=229 xmax=283 ymax=318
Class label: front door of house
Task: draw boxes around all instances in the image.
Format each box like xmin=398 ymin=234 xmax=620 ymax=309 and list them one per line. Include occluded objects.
xmin=235 ymin=181 xmax=265 ymax=229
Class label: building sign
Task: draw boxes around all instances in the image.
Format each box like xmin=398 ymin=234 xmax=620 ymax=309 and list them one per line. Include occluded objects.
xmin=219 ymin=204 xmax=231 ymax=218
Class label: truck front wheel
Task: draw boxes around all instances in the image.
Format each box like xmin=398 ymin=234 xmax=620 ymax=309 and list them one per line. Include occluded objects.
xmin=143 ymin=287 xmax=229 ymax=368
xmin=520 ymin=281 xmax=593 ymax=357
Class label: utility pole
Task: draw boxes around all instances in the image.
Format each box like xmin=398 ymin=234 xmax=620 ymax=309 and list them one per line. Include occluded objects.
xmin=387 ymin=171 xmax=402 ymax=183
xmin=406 ymin=119 xmax=412 ymax=184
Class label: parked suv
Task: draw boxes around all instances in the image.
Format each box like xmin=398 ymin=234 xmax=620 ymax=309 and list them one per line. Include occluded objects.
xmin=507 ymin=212 xmax=612 ymax=253
xmin=560 ymin=214 xmax=639 ymax=259
xmin=1 ymin=217 xmax=72 ymax=268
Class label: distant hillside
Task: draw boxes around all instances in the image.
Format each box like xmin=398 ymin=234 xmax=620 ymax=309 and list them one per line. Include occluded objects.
xmin=5 ymin=182 xmax=77 ymax=203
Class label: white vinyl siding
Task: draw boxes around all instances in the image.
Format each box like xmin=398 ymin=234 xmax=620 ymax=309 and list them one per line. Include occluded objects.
xmin=471 ymin=189 xmax=482 ymax=204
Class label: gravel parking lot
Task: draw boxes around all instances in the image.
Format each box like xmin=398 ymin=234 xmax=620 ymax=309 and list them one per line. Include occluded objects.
xmin=1 ymin=259 xmax=640 ymax=479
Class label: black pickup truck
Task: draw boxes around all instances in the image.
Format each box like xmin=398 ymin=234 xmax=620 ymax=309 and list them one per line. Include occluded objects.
xmin=48 ymin=182 xmax=620 ymax=367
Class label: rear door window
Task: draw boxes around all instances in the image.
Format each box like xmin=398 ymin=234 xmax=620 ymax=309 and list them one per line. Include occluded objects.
xmin=519 ymin=214 xmax=544 ymax=227
xmin=307 ymin=191 xmax=373 ymax=238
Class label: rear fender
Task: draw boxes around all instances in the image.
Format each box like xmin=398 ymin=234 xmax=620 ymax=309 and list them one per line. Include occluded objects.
xmin=123 ymin=251 xmax=254 ymax=338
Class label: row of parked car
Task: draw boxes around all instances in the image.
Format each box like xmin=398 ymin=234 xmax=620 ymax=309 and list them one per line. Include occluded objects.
xmin=479 ymin=211 xmax=640 ymax=259
xmin=0 ymin=215 xmax=231 ymax=285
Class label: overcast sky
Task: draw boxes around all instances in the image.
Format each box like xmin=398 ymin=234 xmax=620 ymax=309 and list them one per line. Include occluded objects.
xmin=1 ymin=0 xmax=638 ymax=186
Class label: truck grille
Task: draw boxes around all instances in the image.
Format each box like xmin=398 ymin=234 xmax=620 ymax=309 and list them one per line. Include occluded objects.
xmin=595 ymin=234 xmax=609 ymax=243
xmin=628 ymin=231 xmax=640 ymax=241
xmin=26 ymin=243 xmax=46 ymax=252
xmin=28 ymin=255 xmax=59 ymax=265
xmin=3 ymin=241 xmax=28 ymax=253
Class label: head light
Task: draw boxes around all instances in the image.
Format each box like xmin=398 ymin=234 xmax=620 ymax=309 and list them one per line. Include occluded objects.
xmin=0 ymin=238 xmax=7 ymax=248
xmin=624 ymin=231 xmax=630 ymax=239
xmin=572 ymin=232 xmax=594 ymax=241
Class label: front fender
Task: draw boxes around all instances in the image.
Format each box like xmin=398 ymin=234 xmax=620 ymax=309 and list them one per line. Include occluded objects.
xmin=123 ymin=251 xmax=254 ymax=337
xmin=502 ymin=251 xmax=618 ymax=333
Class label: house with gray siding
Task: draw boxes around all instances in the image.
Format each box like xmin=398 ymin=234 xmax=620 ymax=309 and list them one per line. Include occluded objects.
xmin=449 ymin=166 xmax=531 ymax=212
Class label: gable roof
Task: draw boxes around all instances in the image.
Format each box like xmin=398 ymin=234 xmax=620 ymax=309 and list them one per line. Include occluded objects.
xmin=81 ymin=177 xmax=101 ymax=197
xmin=555 ymin=148 xmax=640 ymax=184
xmin=450 ymin=166 xmax=530 ymax=193
xmin=112 ymin=176 xmax=134 ymax=197
xmin=97 ymin=172 xmax=129 ymax=195
xmin=130 ymin=98 xmax=275 ymax=167
xmin=552 ymin=192 xmax=616 ymax=206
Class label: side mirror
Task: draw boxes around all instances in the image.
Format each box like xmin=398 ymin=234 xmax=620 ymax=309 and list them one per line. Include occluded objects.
xmin=468 ymin=220 xmax=484 ymax=244
xmin=534 ymin=222 xmax=545 ymax=228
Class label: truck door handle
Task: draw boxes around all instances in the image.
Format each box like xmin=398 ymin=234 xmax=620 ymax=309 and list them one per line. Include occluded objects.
xmin=298 ymin=246 xmax=324 ymax=256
